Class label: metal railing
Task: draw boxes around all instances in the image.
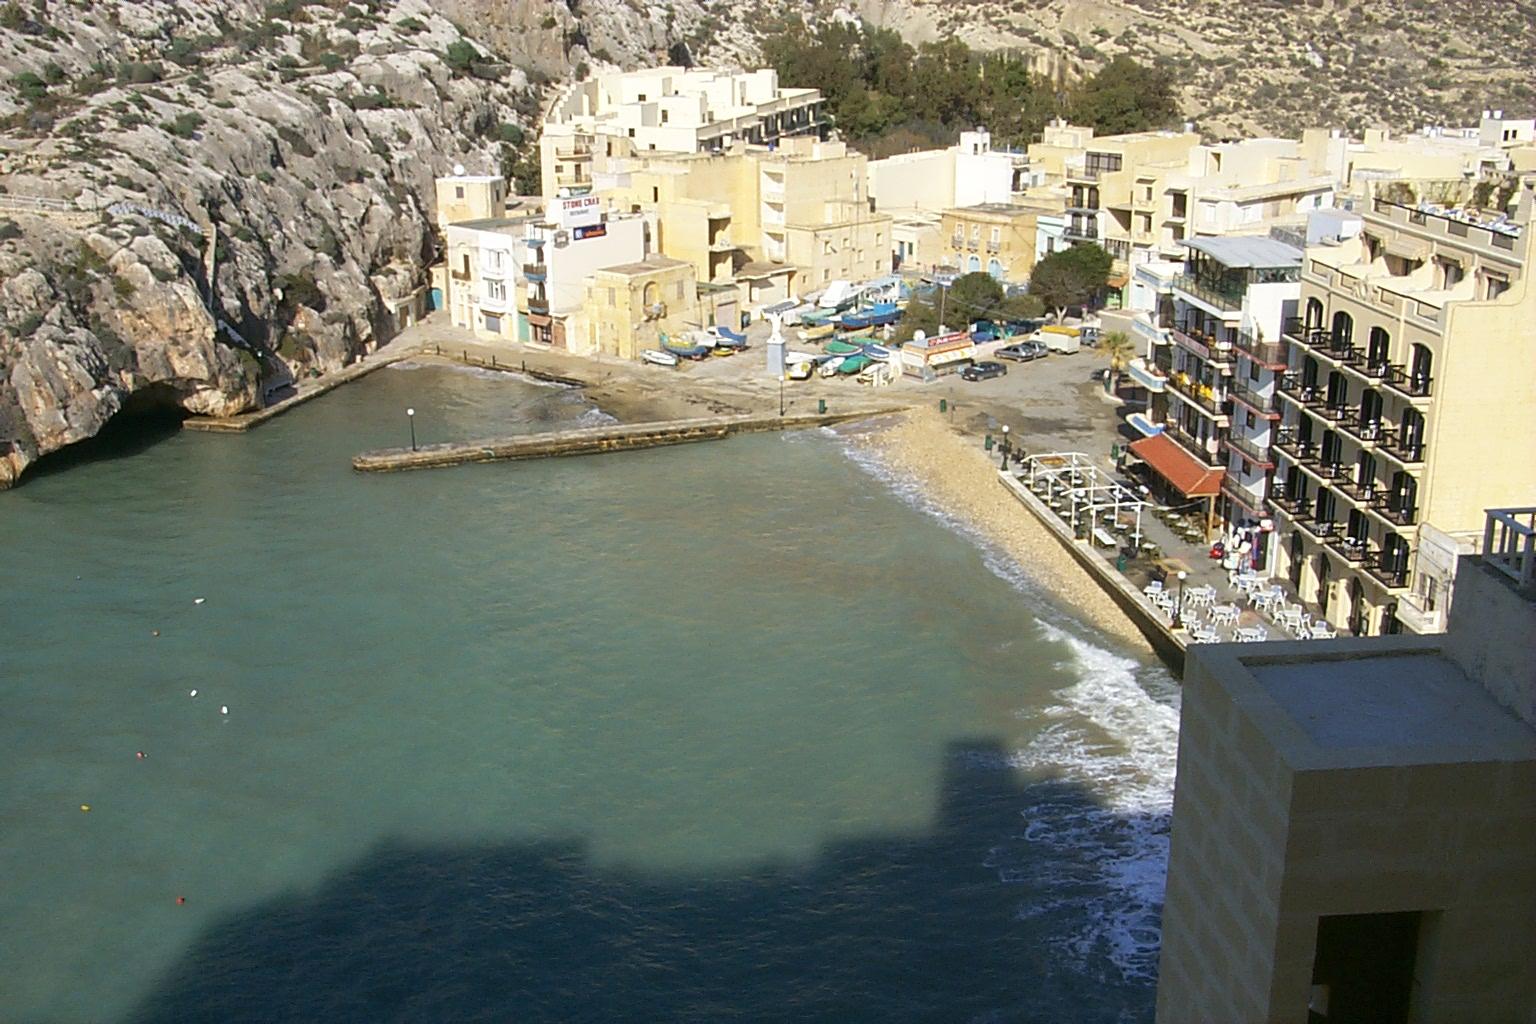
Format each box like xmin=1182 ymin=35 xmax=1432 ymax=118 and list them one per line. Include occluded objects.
xmin=1484 ymin=507 xmax=1536 ymax=591
xmin=1235 ymin=330 xmax=1288 ymax=367
xmin=1222 ymin=430 xmax=1273 ymax=467
xmin=1172 ymin=273 xmax=1244 ymax=311
xmin=1229 ymin=378 xmax=1280 ymax=415
xmin=1166 ymin=371 xmax=1227 ymax=416
xmin=1383 ymin=365 xmax=1433 ymax=400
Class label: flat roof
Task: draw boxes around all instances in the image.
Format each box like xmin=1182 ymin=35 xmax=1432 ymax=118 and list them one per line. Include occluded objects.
xmin=950 ymin=203 xmax=1039 ymax=218
xmin=1181 ymin=235 xmax=1303 ymax=268
xmin=1248 ymin=650 xmax=1536 ymax=766
xmin=597 ymin=254 xmax=691 ymax=276
xmin=452 ymin=217 xmax=535 ymax=232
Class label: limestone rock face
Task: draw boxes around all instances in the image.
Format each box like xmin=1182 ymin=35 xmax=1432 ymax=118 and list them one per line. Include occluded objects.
xmin=0 ymin=0 xmax=534 ymax=487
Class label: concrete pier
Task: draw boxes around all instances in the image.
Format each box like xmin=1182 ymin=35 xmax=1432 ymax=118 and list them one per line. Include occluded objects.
xmin=352 ymin=409 xmax=900 ymax=473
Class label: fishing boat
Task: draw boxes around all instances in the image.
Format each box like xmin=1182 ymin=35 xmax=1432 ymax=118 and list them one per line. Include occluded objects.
xmin=868 ymin=302 xmax=902 ymax=327
xmin=837 ymin=353 xmax=873 ymax=375
xmin=840 ymin=309 xmax=875 ymax=330
xmin=860 ymin=344 xmax=893 ymax=362
xmin=787 ymin=360 xmax=814 ymax=381
xmin=824 ymin=339 xmax=863 ymax=356
xmin=711 ymin=325 xmax=748 ymax=347
xmin=818 ymin=356 xmax=845 ymax=378
xmin=799 ymin=322 xmax=836 ymax=341
xmin=641 ymin=348 xmax=679 ymax=367
xmin=662 ymin=337 xmax=712 ymax=360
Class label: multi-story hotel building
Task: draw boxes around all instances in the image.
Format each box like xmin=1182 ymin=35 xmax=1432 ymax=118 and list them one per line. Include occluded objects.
xmin=539 ymin=68 xmax=825 ymax=199
xmin=1129 ymin=236 xmax=1302 ymax=555
xmin=1268 ymin=186 xmax=1536 ymax=635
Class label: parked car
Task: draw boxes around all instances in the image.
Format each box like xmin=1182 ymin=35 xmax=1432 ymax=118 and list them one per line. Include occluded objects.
xmin=997 ymin=341 xmax=1047 ymax=362
xmin=960 ymin=360 xmax=1008 ymax=381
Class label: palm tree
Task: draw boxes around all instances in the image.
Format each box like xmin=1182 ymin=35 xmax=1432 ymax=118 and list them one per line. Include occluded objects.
xmin=1100 ymin=330 xmax=1136 ymax=393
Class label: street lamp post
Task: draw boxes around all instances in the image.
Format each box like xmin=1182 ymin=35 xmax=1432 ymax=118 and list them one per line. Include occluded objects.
xmin=1000 ymin=424 xmax=1011 ymax=470
xmin=779 ymin=376 xmax=785 ymax=417
xmin=1173 ymin=570 xmax=1188 ymax=629
xmin=407 ymin=407 xmax=416 ymax=452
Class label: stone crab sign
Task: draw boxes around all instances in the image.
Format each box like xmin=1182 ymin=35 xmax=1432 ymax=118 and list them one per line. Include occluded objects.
xmin=554 ymin=195 xmax=602 ymax=229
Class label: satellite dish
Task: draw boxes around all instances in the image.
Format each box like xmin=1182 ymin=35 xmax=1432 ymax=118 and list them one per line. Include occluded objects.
xmin=453 ymin=163 xmax=466 ymax=176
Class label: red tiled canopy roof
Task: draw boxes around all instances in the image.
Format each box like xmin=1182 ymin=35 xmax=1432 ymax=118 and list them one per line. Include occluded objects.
xmin=1130 ymin=433 xmax=1225 ymax=498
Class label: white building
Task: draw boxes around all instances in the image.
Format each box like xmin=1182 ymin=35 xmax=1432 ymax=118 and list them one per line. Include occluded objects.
xmin=867 ymin=129 xmax=1027 ymax=215
xmin=540 ymin=67 xmax=825 ymax=197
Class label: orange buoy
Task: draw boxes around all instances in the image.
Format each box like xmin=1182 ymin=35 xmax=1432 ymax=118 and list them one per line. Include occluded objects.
xmin=176 ymin=896 xmax=186 ymax=905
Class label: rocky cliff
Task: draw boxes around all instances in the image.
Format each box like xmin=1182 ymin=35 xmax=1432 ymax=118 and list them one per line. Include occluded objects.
xmin=0 ymin=0 xmax=536 ymax=487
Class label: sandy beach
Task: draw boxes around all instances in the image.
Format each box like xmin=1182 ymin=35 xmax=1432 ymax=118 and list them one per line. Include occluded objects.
xmin=851 ymin=406 xmax=1155 ymax=654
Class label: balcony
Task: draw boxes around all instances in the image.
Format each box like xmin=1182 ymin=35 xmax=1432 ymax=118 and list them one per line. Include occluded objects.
xmin=1234 ymin=330 xmax=1288 ymax=369
xmin=526 ymin=297 xmax=549 ymax=317
xmin=1382 ymin=365 xmax=1433 ymax=402
xmin=1334 ymin=474 xmax=1379 ymax=506
xmin=1368 ymin=492 xmax=1418 ymax=528
xmin=1281 ymin=318 xmax=1360 ymax=365
xmin=1166 ymin=371 xmax=1228 ymax=419
xmin=1221 ymin=430 xmax=1274 ymax=469
xmin=1127 ymin=357 xmax=1166 ymax=393
xmin=1276 ymin=372 xmax=1326 ymax=413
xmin=1297 ymin=516 xmax=1341 ymax=542
xmin=1228 ymin=378 xmax=1280 ymax=417
xmin=1170 ymin=322 xmax=1235 ymax=366
xmin=1163 ymin=421 xmax=1225 ymax=467
xmin=1334 ymin=410 xmax=1383 ymax=448
xmin=522 ymin=262 xmax=546 ymax=282
xmin=1221 ymin=476 xmax=1266 ymax=515
xmin=1364 ymin=551 xmax=1411 ymax=592
xmin=1377 ymin=432 xmax=1425 ymax=467
xmin=1269 ymin=491 xmax=1313 ymax=522
xmin=1172 ymin=273 xmax=1244 ymax=313
xmin=1326 ymin=533 xmax=1370 ymax=565
xmin=1484 ymin=507 xmax=1536 ymax=592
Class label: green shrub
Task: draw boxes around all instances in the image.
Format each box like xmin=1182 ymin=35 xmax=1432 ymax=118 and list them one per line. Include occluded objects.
xmin=397 ymin=15 xmax=425 ymax=33
xmin=117 ymin=61 xmax=164 ymax=84
xmin=112 ymin=275 xmax=135 ymax=299
xmin=318 ymin=52 xmax=345 ymax=72
xmin=540 ymin=15 xmax=557 ymax=28
xmin=0 ymin=218 xmax=21 ymax=241
xmin=256 ymin=170 xmax=275 ymax=184
xmin=444 ymin=40 xmax=479 ymax=74
xmin=162 ymin=112 xmax=204 ymax=138
xmin=42 ymin=62 xmax=65 ymax=85
xmin=12 ymin=71 xmax=47 ymax=102
xmin=496 ymin=121 xmax=523 ymax=145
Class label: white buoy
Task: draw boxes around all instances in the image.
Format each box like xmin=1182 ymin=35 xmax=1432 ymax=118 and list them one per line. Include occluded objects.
xmin=194 ymin=597 xmax=206 ymax=605
xmin=220 ymin=705 xmax=228 ymax=715
xmin=189 ymin=689 xmax=198 ymax=697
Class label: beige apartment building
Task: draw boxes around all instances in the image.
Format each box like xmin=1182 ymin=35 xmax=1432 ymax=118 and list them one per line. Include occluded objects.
xmin=1156 ymin=529 xmax=1536 ymax=1023
xmin=938 ymin=204 xmax=1051 ymax=285
xmin=583 ymin=255 xmax=701 ymax=360
xmin=597 ymin=136 xmax=891 ymax=311
xmin=1268 ymin=182 xmax=1536 ymax=636
xmin=539 ymin=67 xmax=825 ymax=199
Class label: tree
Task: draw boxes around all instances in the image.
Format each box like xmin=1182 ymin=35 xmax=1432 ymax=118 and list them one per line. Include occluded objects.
xmin=1029 ymin=244 xmax=1112 ymax=320
xmin=893 ymin=293 xmax=940 ymax=342
xmin=1070 ymin=56 xmax=1179 ymax=135
xmin=1100 ymin=330 xmax=1136 ymax=392
xmin=946 ymin=271 xmax=1005 ymax=325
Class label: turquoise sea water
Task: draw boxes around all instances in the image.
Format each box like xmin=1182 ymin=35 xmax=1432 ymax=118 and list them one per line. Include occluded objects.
xmin=0 ymin=363 xmax=1179 ymax=1023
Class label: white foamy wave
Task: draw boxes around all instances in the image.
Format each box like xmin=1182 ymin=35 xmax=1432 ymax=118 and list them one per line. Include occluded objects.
xmin=1008 ymin=625 xmax=1179 ymax=983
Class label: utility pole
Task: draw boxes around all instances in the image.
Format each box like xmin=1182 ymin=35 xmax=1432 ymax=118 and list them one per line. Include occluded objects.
xmin=938 ymin=282 xmax=947 ymax=335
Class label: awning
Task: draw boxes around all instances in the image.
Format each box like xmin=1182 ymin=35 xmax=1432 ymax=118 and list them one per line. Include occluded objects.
xmin=1129 ymin=433 xmax=1225 ymax=497
xmin=1106 ymin=273 xmax=1130 ymax=289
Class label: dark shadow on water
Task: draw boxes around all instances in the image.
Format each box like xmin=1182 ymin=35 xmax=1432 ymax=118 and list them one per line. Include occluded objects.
xmin=123 ymin=740 xmax=1162 ymax=1024
xmin=20 ymin=385 xmax=188 ymax=484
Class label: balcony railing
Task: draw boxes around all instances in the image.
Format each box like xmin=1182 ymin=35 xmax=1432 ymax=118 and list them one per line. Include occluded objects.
xmin=1368 ymin=492 xmax=1418 ymax=527
xmin=1377 ymin=433 xmax=1425 ymax=466
xmin=1228 ymin=379 xmax=1281 ymax=416
xmin=1383 ymin=365 xmax=1433 ymax=400
xmin=1335 ymin=410 xmax=1383 ymax=447
xmin=1298 ymin=516 xmax=1340 ymax=541
xmin=526 ymin=298 xmax=549 ymax=316
xmin=1484 ymin=507 xmax=1536 ymax=591
xmin=1221 ymin=476 xmax=1266 ymax=515
xmin=1166 ymin=372 xmax=1227 ymax=417
xmin=1335 ymin=475 xmax=1380 ymax=505
xmin=1270 ymin=492 xmax=1313 ymax=521
xmin=1221 ymin=431 xmax=1274 ymax=468
xmin=1365 ymin=551 xmax=1411 ymax=591
xmin=522 ymin=263 xmax=546 ymax=281
xmin=1326 ymin=533 xmax=1370 ymax=564
xmin=1234 ymin=330 xmax=1288 ymax=367
xmin=1163 ymin=422 xmax=1225 ymax=467
xmin=1173 ymin=273 xmax=1244 ymax=311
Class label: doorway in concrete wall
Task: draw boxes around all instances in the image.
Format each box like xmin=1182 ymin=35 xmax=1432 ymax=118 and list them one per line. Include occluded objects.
xmin=1309 ymin=911 xmax=1425 ymax=1024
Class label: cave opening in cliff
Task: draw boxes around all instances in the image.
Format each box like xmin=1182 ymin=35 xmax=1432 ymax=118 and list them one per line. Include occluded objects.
xmin=27 ymin=384 xmax=189 ymax=481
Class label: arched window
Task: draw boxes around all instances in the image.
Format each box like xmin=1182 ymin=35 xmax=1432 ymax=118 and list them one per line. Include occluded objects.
xmin=1330 ymin=310 xmax=1353 ymax=348
xmin=1367 ymin=326 xmax=1390 ymax=369
xmin=1315 ymin=554 xmax=1332 ymax=614
xmin=642 ymin=281 xmax=660 ymax=307
xmin=1304 ymin=297 xmax=1324 ymax=331
xmin=1289 ymin=532 xmax=1305 ymax=587
xmin=967 ymin=255 xmax=981 ymax=273
xmin=1409 ymin=343 xmax=1433 ymax=394
xmin=987 ymin=258 xmax=1003 ymax=280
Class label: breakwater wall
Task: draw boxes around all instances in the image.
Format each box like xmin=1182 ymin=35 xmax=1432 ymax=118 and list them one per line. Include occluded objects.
xmin=352 ymin=409 xmax=902 ymax=474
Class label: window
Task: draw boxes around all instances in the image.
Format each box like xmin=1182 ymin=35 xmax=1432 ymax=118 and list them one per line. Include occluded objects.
xmin=1241 ymin=459 xmax=1252 ymax=475
xmin=652 ymin=187 xmax=659 ymax=202
xmin=675 ymin=281 xmax=684 ymax=299
xmin=484 ymin=279 xmax=506 ymax=302
xmin=455 ymin=186 xmax=464 ymax=199
xmin=1245 ymin=411 xmax=1256 ymax=429
xmin=628 ymin=128 xmax=635 ymax=138
xmin=1248 ymin=357 xmax=1260 ymax=382
xmin=661 ymin=111 xmax=669 ymax=123
xmin=823 ymin=269 xmax=831 ymax=282
xmin=606 ymin=287 xmax=615 ymax=307
xmin=971 ymin=224 xmax=981 ymax=241
xmin=990 ymin=226 xmax=1001 ymax=245
xmin=482 ymin=312 xmax=501 ymax=333
xmin=461 ymin=254 xmax=470 ymax=275
xmin=1485 ymin=273 xmax=1510 ymax=300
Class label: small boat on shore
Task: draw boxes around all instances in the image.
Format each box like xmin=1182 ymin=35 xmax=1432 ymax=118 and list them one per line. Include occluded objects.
xmin=641 ymin=348 xmax=679 ymax=367
xmin=837 ymin=353 xmax=873 ymax=375
xmin=662 ymin=337 xmax=712 ymax=360
xmin=799 ymin=322 xmax=836 ymax=341
xmin=824 ymin=339 xmax=863 ymax=356
xmin=787 ymin=360 xmax=814 ymax=380
xmin=819 ymin=356 xmax=845 ymax=378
